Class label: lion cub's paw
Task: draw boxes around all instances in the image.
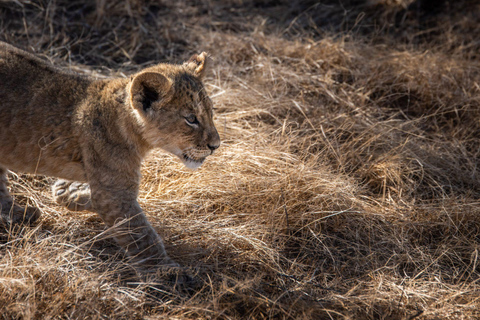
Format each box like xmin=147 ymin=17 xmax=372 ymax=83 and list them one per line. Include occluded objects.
xmin=53 ymin=179 xmax=92 ymax=211
xmin=0 ymin=199 xmax=41 ymax=227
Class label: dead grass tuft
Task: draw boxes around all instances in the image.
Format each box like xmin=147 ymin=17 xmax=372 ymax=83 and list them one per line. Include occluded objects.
xmin=1 ymin=0 xmax=480 ymax=318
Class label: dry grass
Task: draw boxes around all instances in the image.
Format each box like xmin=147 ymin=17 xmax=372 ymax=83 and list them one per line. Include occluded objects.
xmin=1 ymin=0 xmax=480 ymax=318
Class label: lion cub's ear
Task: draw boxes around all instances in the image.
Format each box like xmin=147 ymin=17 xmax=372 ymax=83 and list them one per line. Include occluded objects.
xmin=129 ymin=72 xmax=173 ymax=113
xmin=184 ymin=52 xmax=209 ymax=79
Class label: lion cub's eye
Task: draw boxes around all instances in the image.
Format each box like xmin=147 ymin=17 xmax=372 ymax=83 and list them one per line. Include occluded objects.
xmin=185 ymin=115 xmax=199 ymax=126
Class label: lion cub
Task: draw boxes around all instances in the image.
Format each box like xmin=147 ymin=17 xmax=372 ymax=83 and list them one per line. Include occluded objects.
xmin=0 ymin=42 xmax=220 ymax=268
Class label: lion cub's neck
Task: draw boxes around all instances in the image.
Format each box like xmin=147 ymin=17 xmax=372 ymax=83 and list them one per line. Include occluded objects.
xmin=83 ymin=77 xmax=153 ymax=159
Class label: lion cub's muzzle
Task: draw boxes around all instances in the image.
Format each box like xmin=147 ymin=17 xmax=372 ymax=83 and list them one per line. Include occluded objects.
xmin=181 ymin=130 xmax=220 ymax=170
xmin=181 ymin=148 xmax=215 ymax=170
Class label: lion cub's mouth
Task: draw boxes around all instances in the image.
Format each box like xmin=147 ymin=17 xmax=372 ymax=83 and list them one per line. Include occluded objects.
xmin=182 ymin=154 xmax=205 ymax=170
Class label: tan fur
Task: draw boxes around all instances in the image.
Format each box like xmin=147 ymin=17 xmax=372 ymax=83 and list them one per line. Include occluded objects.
xmin=0 ymin=42 xmax=220 ymax=268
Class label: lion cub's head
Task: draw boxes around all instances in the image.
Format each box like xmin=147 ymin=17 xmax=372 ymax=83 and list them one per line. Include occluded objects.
xmin=127 ymin=52 xmax=220 ymax=169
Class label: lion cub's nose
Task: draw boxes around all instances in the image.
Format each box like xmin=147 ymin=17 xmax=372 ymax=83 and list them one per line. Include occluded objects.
xmin=208 ymin=129 xmax=220 ymax=153
xmin=208 ymin=144 xmax=219 ymax=152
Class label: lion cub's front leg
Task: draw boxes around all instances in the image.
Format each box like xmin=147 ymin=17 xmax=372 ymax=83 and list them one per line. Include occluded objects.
xmin=70 ymin=146 xmax=179 ymax=269
xmin=90 ymin=185 xmax=178 ymax=268
xmin=53 ymin=177 xmax=177 ymax=268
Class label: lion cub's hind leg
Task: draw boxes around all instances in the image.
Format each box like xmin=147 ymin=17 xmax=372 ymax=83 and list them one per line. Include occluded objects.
xmin=0 ymin=166 xmax=41 ymax=226
xmin=53 ymin=180 xmax=92 ymax=211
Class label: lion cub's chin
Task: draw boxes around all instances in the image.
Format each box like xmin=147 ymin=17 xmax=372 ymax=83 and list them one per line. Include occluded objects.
xmin=181 ymin=155 xmax=205 ymax=170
